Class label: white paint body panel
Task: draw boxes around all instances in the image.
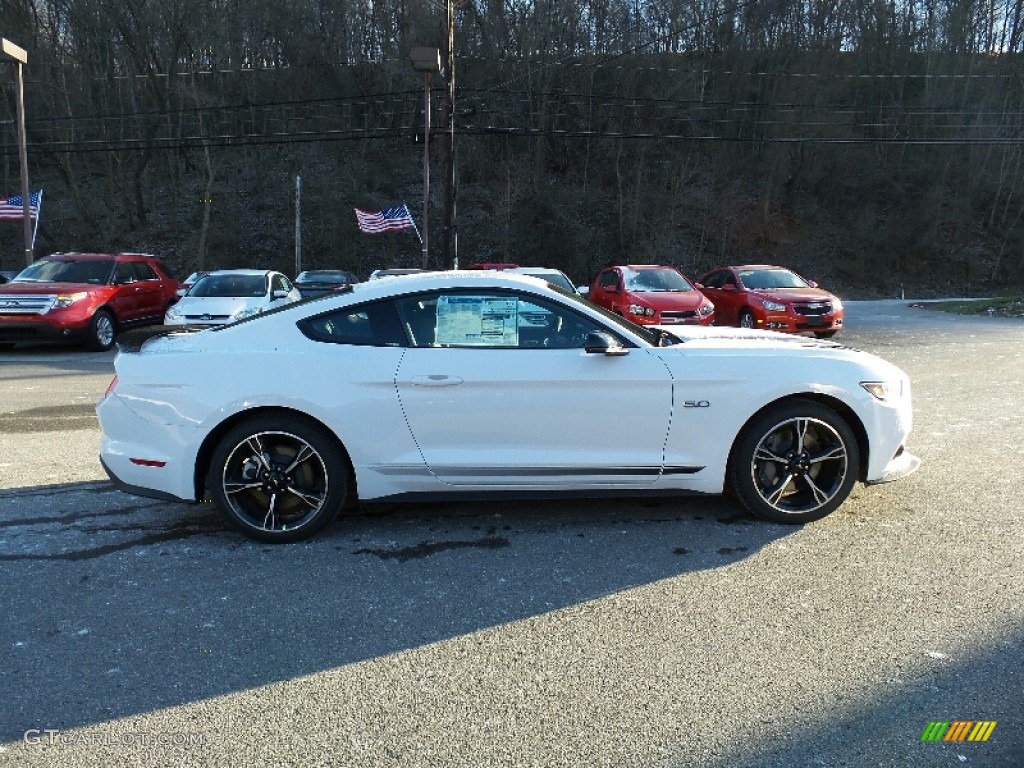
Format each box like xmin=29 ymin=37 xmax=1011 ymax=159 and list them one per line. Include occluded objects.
xmin=97 ymin=272 xmax=917 ymax=505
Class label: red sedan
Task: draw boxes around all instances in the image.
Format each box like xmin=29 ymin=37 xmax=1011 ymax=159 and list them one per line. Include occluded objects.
xmin=588 ymin=265 xmax=715 ymax=326
xmin=697 ymin=264 xmax=843 ymax=338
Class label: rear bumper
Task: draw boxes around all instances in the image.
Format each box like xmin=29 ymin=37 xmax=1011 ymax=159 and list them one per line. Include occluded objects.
xmin=100 ymin=455 xmax=189 ymax=503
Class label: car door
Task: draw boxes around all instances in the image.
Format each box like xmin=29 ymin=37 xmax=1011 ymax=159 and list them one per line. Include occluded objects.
xmin=700 ymin=269 xmax=742 ymax=326
xmin=394 ymin=289 xmax=674 ymax=487
xmin=590 ymin=268 xmax=626 ymax=315
xmin=107 ymin=261 xmax=142 ymax=322
xmin=130 ymin=261 xmax=167 ymax=321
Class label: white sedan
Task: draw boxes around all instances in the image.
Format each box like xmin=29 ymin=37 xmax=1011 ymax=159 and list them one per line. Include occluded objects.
xmin=164 ymin=269 xmax=301 ymax=326
xmin=98 ymin=271 xmax=920 ymax=542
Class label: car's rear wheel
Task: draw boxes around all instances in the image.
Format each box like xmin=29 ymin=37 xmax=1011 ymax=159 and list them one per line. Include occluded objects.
xmin=739 ymin=309 xmax=756 ymax=329
xmin=728 ymin=400 xmax=859 ymax=524
xmin=206 ymin=415 xmax=350 ymax=542
xmin=86 ymin=309 xmax=116 ymax=351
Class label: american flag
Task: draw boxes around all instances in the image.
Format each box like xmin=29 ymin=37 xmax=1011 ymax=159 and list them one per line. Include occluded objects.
xmin=354 ymin=205 xmax=415 ymax=234
xmin=0 ymin=191 xmax=41 ymax=221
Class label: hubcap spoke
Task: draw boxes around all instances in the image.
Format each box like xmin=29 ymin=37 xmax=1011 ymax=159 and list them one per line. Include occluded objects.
xmin=245 ymin=436 xmax=271 ymax=470
xmin=283 ymin=444 xmax=317 ymax=474
xmin=224 ymin=480 xmax=262 ymax=495
xmin=755 ymin=445 xmax=788 ymax=464
xmin=286 ymin=485 xmax=325 ymax=509
xmin=261 ymin=492 xmax=278 ymax=530
xmin=808 ymin=444 xmax=846 ymax=464
xmin=765 ymin=473 xmax=795 ymax=505
xmin=802 ymin=473 xmax=831 ymax=506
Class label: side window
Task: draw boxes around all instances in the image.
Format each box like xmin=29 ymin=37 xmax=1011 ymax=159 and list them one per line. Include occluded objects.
xmin=598 ymin=270 xmax=619 ymax=289
xmin=112 ymin=262 xmax=135 ymax=284
xmin=723 ymin=272 xmax=737 ymax=287
xmin=271 ymin=274 xmax=287 ymax=293
xmin=702 ymin=271 xmax=723 ymax=289
xmin=280 ymin=276 xmax=294 ymax=292
xmin=298 ymin=300 xmax=406 ymax=347
xmin=132 ymin=262 xmax=159 ymax=281
xmin=397 ymin=291 xmax=612 ymax=350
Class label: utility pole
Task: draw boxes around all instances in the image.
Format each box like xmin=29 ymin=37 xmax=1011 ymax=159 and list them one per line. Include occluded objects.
xmin=2 ymin=38 xmax=31 ymax=265
xmin=442 ymin=0 xmax=458 ymax=269
xmin=294 ymin=175 xmax=302 ymax=276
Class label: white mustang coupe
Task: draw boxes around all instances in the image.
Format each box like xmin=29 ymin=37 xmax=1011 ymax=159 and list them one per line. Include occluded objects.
xmin=97 ymin=271 xmax=920 ymax=542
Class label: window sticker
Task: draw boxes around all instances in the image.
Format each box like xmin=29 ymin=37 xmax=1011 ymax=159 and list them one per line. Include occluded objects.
xmin=436 ymin=295 xmax=518 ymax=346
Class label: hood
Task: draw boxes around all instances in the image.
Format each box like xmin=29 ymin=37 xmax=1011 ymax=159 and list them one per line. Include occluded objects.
xmin=0 ymin=281 xmax=104 ymax=295
xmin=656 ymin=324 xmax=841 ymax=350
xmin=626 ymin=290 xmax=706 ymax=310
xmin=173 ymin=296 xmax=264 ymax=315
xmin=748 ymin=287 xmax=836 ymax=304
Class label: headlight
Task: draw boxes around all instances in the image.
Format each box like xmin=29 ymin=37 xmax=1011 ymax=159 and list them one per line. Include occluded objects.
xmin=52 ymin=292 xmax=87 ymax=309
xmin=629 ymin=304 xmax=655 ymax=317
xmin=861 ymin=381 xmax=901 ymax=402
xmin=761 ymin=299 xmax=786 ymax=312
xmin=831 ymin=297 xmax=843 ymax=311
xmin=231 ymin=307 xmax=262 ymax=321
xmin=165 ymin=307 xmax=183 ymax=321
xmin=699 ymin=302 xmax=714 ymax=316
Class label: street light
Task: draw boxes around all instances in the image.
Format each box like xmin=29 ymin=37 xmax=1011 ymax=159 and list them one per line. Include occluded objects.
xmin=410 ymin=47 xmax=440 ymax=269
xmin=1 ymin=37 xmax=32 ymax=266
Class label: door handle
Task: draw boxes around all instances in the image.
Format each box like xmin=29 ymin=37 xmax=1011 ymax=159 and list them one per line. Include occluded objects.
xmin=409 ymin=375 xmax=464 ymax=387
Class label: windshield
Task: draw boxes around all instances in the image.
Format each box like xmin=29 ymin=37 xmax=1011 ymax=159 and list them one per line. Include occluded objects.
xmin=521 ymin=271 xmax=575 ymax=292
xmin=622 ymin=268 xmax=692 ymax=293
xmin=189 ymin=274 xmax=267 ymax=298
xmin=14 ymin=259 xmax=114 ymax=284
xmin=298 ymin=271 xmax=353 ymax=284
xmin=739 ymin=269 xmax=809 ymax=290
xmin=549 ymin=284 xmax=662 ymax=345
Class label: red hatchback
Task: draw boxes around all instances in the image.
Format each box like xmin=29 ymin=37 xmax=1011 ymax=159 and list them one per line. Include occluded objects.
xmin=0 ymin=253 xmax=179 ymax=351
xmin=698 ymin=264 xmax=843 ymax=338
xmin=588 ymin=265 xmax=715 ymax=326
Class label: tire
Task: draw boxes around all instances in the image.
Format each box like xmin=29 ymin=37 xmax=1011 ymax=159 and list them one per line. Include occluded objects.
xmin=739 ymin=309 xmax=756 ymax=329
xmin=86 ymin=309 xmax=116 ymax=351
xmin=728 ymin=399 xmax=860 ymax=524
xmin=815 ymin=330 xmax=838 ymax=339
xmin=206 ymin=415 xmax=350 ymax=542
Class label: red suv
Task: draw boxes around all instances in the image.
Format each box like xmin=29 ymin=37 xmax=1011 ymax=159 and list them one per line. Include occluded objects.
xmin=589 ymin=265 xmax=715 ymax=326
xmin=0 ymin=253 xmax=179 ymax=351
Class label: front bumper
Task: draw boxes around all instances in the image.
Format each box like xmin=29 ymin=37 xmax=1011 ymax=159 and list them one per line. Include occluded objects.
xmin=0 ymin=318 xmax=90 ymax=344
xmin=866 ymin=448 xmax=921 ymax=485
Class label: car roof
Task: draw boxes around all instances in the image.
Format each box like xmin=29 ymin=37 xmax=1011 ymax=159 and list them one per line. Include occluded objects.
xmin=46 ymin=252 xmax=160 ymax=261
xmin=605 ymin=264 xmax=681 ymax=271
xmin=202 ymin=269 xmax=276 ymax=276
xmin=341 ymin=270 xmax=556 ymax=299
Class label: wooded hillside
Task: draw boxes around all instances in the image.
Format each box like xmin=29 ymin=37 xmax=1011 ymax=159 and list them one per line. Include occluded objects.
xmin=3 ymin=0 xmax=1024 ymax=296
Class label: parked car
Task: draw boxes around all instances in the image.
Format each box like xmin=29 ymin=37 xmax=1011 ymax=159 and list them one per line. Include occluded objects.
xmin=294 ymin=270 xmax=358 ymax=299
xmin=495 ymin=267 xmax=580 ymax=295
xmin=175 ymin=271 xmax=210 ymax=298
xmin=467 ymin=262 xmax=520 ymax=270
xmin=589 ymin=265 xmax=715 ymax=326
xmin=0 ymin=252 xmax=178 ymax=351
xmin=164 ymin=270 xmax=301 ymax=326
xmin=98 ymin=271 xmax=919 ymax=543
xmin=698 ymin=265 xmax=844 ymax=338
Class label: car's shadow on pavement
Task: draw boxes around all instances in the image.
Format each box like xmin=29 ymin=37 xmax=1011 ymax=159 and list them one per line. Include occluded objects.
xmin=0 ymin=480 xmax=792 ymax=740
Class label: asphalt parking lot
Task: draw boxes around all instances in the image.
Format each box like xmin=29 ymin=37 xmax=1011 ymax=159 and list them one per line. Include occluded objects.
xmin=0 ymin=301 xmax=1021 ymax=767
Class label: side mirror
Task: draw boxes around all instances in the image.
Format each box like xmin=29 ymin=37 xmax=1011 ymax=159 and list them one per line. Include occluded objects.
xmin=584 ymin=331 xmax=629 ymax=356
xmin=722 ymin=284 xmax=737 ymax=292
xmin=272 ymin=289 xmax=290 ymax=300
xmin=693 ymin=282 xmax=704 ymax=290
xmin=576 ymin=286 xmax=590 ymax=296
xmin=604 ymin=285 xmax=620 ymax=294
xmin=807 ymin=279 xmax=819 ymax=288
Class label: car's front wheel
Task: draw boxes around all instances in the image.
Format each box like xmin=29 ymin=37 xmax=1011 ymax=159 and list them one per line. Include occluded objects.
xmin=206 ymin=415 xmax=350 ymax=542
xmin=86 ymin=309 xmax=116 ymax=351
xmin=739 ymin=309 xmax=756 ymax=329
xmin=728 ymin=400 xmax=860 ymax=524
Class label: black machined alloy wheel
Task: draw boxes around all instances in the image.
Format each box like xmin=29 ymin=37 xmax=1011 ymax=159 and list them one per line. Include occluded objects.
xmin=87 ymin=309 xmax=116 ymax=351
xmin=739 ymin=309 xmax=756 ymax=329
xmin=729 ymin=400 xmax=860 ymax=524
xmin=207 ymin=416 xmax=350 ymax=542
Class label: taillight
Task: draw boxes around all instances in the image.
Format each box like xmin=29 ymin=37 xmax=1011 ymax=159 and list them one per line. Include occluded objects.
xmin=103 ymin=375 xmax=118 ymax=398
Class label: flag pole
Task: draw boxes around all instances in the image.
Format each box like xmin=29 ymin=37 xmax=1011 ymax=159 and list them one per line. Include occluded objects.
xmin=30 ymin=189 xmax=42 ymax=249
xmin=403 ymin=202 xmax=423 ymax=245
